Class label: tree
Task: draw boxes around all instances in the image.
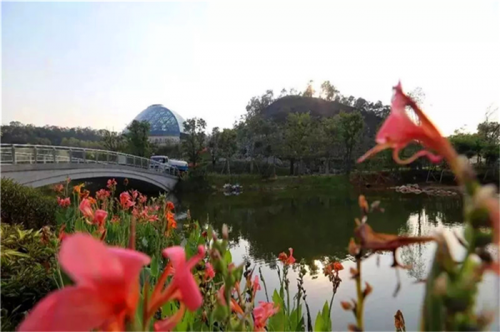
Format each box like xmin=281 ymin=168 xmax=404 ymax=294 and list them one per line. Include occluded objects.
xmin=102 ymin=130 xmax=125 ymax=152
xmin=283 ymin=112 xmax=313 ymax=175
xmin=219 ymin=128 xmax=238 ymax=175
xmin=318 ymin=117 xmax=340 ymax=174
xmin=124 ymin=120 xmax=151 ymax=157
xmin=181 ymin=118 xmax=207 ymax=167
xmin=208 ymin=127 xmax=221 ymax=167
xmin=302 ymin=80 xmax=315 ymax=98
xmin=320 ymin=81 xmax=339 ymax=101
xmin=477 ymin=121 xmax=500 ymax=144
xmin=336 ymin=112 xmax=364 ymax=173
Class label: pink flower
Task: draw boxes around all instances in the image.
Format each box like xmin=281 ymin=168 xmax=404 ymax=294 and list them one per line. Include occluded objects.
xmin=252 ymin=275 xmax=261 ymax=298
xmin=358 ymin=82 xmax=456 ymax=166
xmin=217 ymin=285 xmax=244 ymax=315
xmin=79 ymin=198 xmax=94 ymax=219
xmin=53 ymin=184 xmax=64 ymax=193
xmin=94 ymin=209 xmax=108 ymax=227
xmin=147 ymin=246 xmax=206 ymax=331
xmin=139 ymin=194 xmax=147 ymax=204
xmin=278 ymin=248 xmax=296 ymax=265
xmin=57 ymin=197 xmax=70 ymax=208
xmin=119 ymin=192 xmax=135 ymax=210
xmin=162 ymin=246 xmax=205 ymax=311
xmin=106 ymin=178 xmax=117 ymax=190
xmin=253 ymin=301 xmax=279 ymax=331
xmin=204 ymin=263 xmax=215 ymax=281
xmin=18 ymin=233 xmax=150 ymax=331
xmin=130 ymin=190 xmax=139 ymax=201
xmin=96 ymin=189 xmax=110 ymax=200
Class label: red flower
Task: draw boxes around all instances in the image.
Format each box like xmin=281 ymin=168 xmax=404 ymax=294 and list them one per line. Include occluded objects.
xmin=278 ymin=248 xmax=296 ymax=265
xmin=57 ymin=197 xmax=71 ymax=208
xmin=96 ymin=189 xmax=110 ymax=200
xmin=253 ymin=301 xmax=280 ymax=331
xmin=106 ymin=178 xmax=117 ymax=190
xmin=53 ymin=184 xmax=64 ymax=193
xmin=58 ymin=224 xmax=68 ymax=242
xmin=333 ymin=261 xmax=344 ymax=272
xmin=79 ymin=198 xmax=94 ymax=220
xmin=18 ymin=233 xmax=150 ymax=331
xmin=166 ymin=201 xmax=175 ymax=211
xmin=94 ymin=209 xmax=108 ymax=227
xmin=147 ymin=246 xmax=206 ymax=330
xmin=119 ymin=192 xmax=135 ymax=210
xmin=252 ymin=275 xmax=261 ymax=299
xmin=204 ymin=263 xmax=215 ymax=281
xmin=358 ymin=82 xmax=456 ymax=166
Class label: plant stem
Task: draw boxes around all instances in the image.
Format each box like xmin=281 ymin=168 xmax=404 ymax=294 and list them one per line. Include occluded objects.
xmin=355 ymin=258 xmax=364 ymax=331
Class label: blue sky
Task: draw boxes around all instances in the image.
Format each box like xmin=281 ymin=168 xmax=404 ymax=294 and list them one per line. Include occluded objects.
xmin=2 ymin=0 xmax=499 ymax=135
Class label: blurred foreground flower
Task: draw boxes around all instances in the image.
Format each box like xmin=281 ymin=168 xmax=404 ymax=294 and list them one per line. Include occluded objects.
xmin=18 ymin=233 xmax=150 ymax=331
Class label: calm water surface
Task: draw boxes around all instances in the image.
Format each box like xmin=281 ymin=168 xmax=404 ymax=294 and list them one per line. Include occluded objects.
xmin=179 ymin=189 xmax=499 ymax=331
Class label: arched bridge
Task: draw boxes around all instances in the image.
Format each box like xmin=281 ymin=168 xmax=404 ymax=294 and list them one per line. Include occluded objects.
xmin=0 ymin=144 xmax=180 ymax=192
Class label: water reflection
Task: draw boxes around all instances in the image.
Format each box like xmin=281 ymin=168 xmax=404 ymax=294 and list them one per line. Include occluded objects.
xmin=179 ymin=191 xmax=498 ymax=331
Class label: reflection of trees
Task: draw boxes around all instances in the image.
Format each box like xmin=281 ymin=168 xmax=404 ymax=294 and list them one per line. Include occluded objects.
xmin=180 ymin=191 xmax=463 ymax=269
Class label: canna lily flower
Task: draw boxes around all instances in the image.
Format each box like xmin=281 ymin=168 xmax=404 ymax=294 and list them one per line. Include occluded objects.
xmin=355 ymin=223 xmax=435 ymax=252
xmin=217 ymin=285 xmax=244 ymax=315
xmin=166 ymin=211 xmax=177 ymax=232
xmin=73 ymin=183 xmax=84 ymax=194
xmin=139 ymin=194 xmax=147 ymax=204
xmin=87 ymin=197 xmax=97 ymax=206
xmin=53 ymin=184 xmax=64 ymax=193
xmin=166 ymin=201 xmax=175 ymax=211
xmin=94 ymin=209 xmax=108 ymax=228
xmin=18 ymin=233 xmax=150 ymax=331
xmin=80 ymin=189 xmax=90 ymax=200
xmin=333 ymin=261 xmax=344 ymax=272
xmin=58 ymin=224 xmax=67 ymax=242
xmin=57 ymin=197 xmax=71 ymax=208
xmin=147 ymin=246 xmax=205 ymax=328
xmin=119 ymin=192 xmax=135 ymax=210
xmin=79 ymin=198 xmax=94 ymax=219
xmin=252 ymin=275 xmax=261 ymax=299
xmin=253 ymin=301 xmax=280 ymax=331
xmin=358 ymin=82 xmax=457 ymax=167
xmin=96 ymin=189 xmax=111 ymax=200
xmin=130 ymin=190 xmax=139 ymax=201
xmin=278 ymin=248 xmax=296 ymax=265
xmin=204 ymin=262 xmax=215 ymax=281
xmin=107 ymin=178 xmax=117 ymax=190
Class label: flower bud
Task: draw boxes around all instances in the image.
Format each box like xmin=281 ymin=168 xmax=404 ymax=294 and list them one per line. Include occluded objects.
xmin=222 ymin=224 xmax=229 ymax=240
xmin=348 ymin=238 xmax=360 ymax=256
xmin=341 ymin=301 xmax=353 ymax=310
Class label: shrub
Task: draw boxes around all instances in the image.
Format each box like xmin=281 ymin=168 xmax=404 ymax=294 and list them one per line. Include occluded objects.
xmin=0 ymin=223 xmax=58 ymax=331
xmin=0 ymin=178 xmax=57 ymax=229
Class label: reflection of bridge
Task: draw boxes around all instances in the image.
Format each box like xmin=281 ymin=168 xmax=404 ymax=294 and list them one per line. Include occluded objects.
xmin=0 ymin=144 xmax=179 ymax=191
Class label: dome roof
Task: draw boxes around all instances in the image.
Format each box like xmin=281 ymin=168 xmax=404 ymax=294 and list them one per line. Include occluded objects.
xmin=129 ymin=104 xmax=185 ymax=136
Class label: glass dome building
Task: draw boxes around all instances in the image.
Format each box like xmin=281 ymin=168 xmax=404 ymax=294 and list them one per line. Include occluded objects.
xmin=127 ymin=104 xmax=186 ymax=145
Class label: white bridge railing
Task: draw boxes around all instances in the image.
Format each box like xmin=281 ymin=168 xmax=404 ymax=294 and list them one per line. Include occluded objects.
xmin=0 ymin=144 xmax=180 ymax=177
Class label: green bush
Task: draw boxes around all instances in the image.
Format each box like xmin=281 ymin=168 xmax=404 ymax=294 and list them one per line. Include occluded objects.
xmin=1 ymin=178 xmax=57 ymax=229
xmin=0 ymin=223 xmax=58 ymax=331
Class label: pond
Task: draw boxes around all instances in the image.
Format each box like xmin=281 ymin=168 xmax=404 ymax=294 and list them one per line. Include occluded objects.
xmin=179 ymin=188 xmax=499 ymax=331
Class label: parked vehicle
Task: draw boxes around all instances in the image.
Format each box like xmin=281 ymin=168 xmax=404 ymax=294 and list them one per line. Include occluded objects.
xmin=150 ymin=155 xmax=188 ymax=173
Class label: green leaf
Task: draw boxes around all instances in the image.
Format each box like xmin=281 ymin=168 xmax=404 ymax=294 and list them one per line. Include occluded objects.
xmin=268 ymin=290 xmax=285 ymax=331
xmin=150 ymin=255 xmax=159 ymax=278
xmin=313 ymin=301 xmax=331 ymax=331
xmin=314 ymin=311 xmax=324 ymax=332
xmin=224 ymin=250 xmax=232 ymax=266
